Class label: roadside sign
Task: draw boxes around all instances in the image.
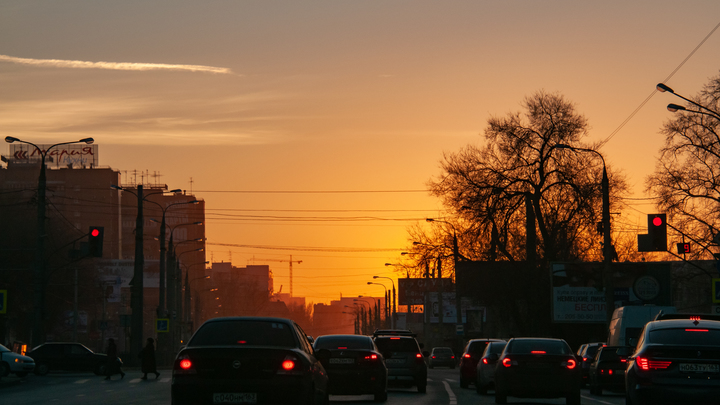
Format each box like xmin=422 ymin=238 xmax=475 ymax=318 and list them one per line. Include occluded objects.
xmin=455 ymin=324 xmax=464 ymax=336
xmin=0 ymin=290 xmax=6 ymax=314
xmin=156 ymin=318 xmax=170 ymax=333
xmin=713 ymin=279 xmax=720 ymax=304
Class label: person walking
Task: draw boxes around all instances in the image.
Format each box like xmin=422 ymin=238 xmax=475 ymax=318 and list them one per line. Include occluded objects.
xmin=104 ymin=338 xmax=125 ymax=380
xmin=139 ymin=337 xmax=160 ymax=380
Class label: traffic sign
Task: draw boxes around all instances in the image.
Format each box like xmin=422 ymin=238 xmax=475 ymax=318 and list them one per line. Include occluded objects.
xmin=0 ymin=290 xmax=6 ymax=314
xmin=156 ymin=318 xmax=170 ymax=333
xmin=455 ymin=324 xmax=464 ymax=336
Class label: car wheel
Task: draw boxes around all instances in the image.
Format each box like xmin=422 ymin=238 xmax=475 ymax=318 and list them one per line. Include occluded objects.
xmin=566 ymin=391 xmax=581 ymax=405
xmin=35 ymin=363 xmax=49 ymax=376
xmin=97 ymin=363 xmax=107 ymax=376
xmin=495 ymin=390 xmax=507 ymax=404
xmin=0 ymin=362 xmax=10 ymax=377
xmin=373 ymin=390 xmax=387 ymax=402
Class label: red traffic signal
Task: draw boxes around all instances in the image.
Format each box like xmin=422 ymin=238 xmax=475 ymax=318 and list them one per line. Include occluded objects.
xmin=88 ymin=226 xmax=104 ymax=257
xmin=638 ymin=214 xmax=667 ymax=252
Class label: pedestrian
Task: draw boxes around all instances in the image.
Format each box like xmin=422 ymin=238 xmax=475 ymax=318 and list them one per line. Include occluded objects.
xmin=104 ymin=338 xmax=125 ymax=380
xmin=139 ymin=337 xmax=160 ymax=380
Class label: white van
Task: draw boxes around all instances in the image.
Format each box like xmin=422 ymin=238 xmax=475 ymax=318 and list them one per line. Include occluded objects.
xmin=606 ymin=305 xmax=676 ymax=347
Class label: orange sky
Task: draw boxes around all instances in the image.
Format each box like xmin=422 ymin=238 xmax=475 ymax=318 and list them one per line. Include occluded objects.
xmin=2 ymin=1 xmax=720 ymax=304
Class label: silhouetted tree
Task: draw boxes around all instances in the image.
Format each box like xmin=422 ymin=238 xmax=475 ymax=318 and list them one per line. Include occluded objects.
xmin=647 ymin=72 xmax=720 ymax=261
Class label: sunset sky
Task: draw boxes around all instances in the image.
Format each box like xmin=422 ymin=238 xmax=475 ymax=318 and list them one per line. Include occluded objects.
xmin=2 ymin=1 xmax=720 ymax=305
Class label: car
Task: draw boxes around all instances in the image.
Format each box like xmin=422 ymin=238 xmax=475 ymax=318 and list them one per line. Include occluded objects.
xmin=313 ymin=334 xmax=388 ymax=402
xmin=625 ymin=317 xmax=720 ymax=405
xmin=475 ymin=340 xmax=507 ymax=394
xmin=0 ymin=343 xmax=35 ymax=378
xmin=372 ymin=329 xmax=428 ymax=393
xmin=428 ymin=347 xmax=456 ymax=369
xmin=171 ymin=316 xmax=329 ymax=405
xmin=494 ymin=338 xmax=581 ymax=405
xmin=577 ymin=341 xmax=605 ymax=386
xmin=459 ymin=338 xmax=505 ymax=388
xmin=588 ymin=345 xmax=631 ymax=395
xmin=26 ymin=342 xmax=110 ymax=375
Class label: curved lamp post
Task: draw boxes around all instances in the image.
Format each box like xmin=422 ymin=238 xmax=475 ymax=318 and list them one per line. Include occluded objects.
xmin=555 ymin=144 xmax=614 ymax=326
xmin=5 ymin=136 xmax=94 ymax=347
xmin=657 ymin=83 xmax=720 ymax=120
xmin=367 ymin=282 xmax=389 ymax=327
xmin=374 ymin=275 xmax=397 ymax=328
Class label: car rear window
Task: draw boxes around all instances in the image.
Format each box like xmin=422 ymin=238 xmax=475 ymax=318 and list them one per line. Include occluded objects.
xmin=314 ymin=336 xmax=374 ymax=350
xmin=508 ymin=340 xmax=571 ymax=355
xmin=375 ymin=337 xmax=420 ymax=352
xmin=189 ymin=320 xmax=296 ymax=347
xmin=467 ymin=341 xmax=491 ymax=354
xmin=487 ymin=343 xmax=507 ymax=355
xmin=433 ymin=348 xmax=453 ymax=355
xmin=585 ymin=345 xmax=601 ymax=357
xmin=649 ymin=328 xmax=720 ymax=345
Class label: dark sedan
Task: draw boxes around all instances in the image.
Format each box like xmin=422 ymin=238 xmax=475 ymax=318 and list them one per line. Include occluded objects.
xmin=172 ymin=317 xmax=329 ymax=405
xmin=26 ymin=342 xmax=110 ymax=375
xmin=625 ymin=318 xmax=720 ymax=405
xmin=459 ymin=338 xmax=505 ymax=388
xmin=494 ymin=338 xmax=581 ymax=405
xmin=588 ymin=345 xmax=631 ymax=395
xmin=313 ymin=334 xmax=388 ymax=402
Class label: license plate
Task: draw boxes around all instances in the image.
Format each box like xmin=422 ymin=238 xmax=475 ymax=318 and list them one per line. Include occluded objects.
xmin=386 ymin=358 xmax=405 ymax=364
xmin=329 ymin=358 xmax=355 ymax=364
xmin=679 ymin=363 xmax=720 ymax=373
xmin=213 ymin=393 xmax=257 ymax=404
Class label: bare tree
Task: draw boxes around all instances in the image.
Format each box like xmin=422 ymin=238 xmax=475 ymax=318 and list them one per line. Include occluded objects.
xmin=425 ymin=91 xmax=628 ymax=268
xmin=647 ymin=72 xmax=720 ymax=260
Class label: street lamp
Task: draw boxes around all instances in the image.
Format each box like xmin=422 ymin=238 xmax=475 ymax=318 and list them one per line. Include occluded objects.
xmin=111 ymin=184 xmax=181 ymax=362
xmin=555 ymin=144 xmax=614 ymax=326
xmin=657 ymin=83 xmax=720 ymax=120
xmin=148 ymin=200 xmax=199 ymax=317
xmin=373 ymin=275 xmax=397 ymax=328
xmin=4 ymin=136 xmax=94 ymax=348
xmin=425 ymin=218 xmax=468 ymax=327
xmin=367 ymin=282 xmax=389 ymax=327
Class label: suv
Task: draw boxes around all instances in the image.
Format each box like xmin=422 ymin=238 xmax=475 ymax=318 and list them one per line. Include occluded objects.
xmin=459 ymin=338 xmax=505 ymax=388
xmin=372 ymin=330 xmax=429 ymax=393
xmin=626 ymin=318 xmax=720 ymax=405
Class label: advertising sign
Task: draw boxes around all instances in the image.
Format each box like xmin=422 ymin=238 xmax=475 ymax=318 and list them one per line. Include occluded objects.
xmin=398 ymin=278 xmax=453 ymax=305
xmin=10 ymin=144 xmax=98 ymax=168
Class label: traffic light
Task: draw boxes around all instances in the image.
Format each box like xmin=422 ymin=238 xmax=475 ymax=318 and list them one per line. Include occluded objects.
xmin=676 ymin=242 xmax=691 ymax=254
xmin=638 ymin=214 xmax=667 ymax=252
xmin=88 ymin=226 xmax=104 ymax=257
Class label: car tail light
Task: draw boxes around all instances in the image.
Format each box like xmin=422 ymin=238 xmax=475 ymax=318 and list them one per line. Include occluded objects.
xmin=531 ymin=351 xmax=546 ymax=354
xmin=277 ymin=355 xmax=304 ymax=375
xmin=502 ymin=358 xmax=517 ymax=367
xmin=432 ymin=356 xmax=436 ymax=359
xmin=451 ymin=355 xmax=455 ymax=359
xmin=173 ymin=354 xmax=197 ymax=375
xmin=416 ymin=353 xmax=422 ymax=358
xmin=637 ymin=357 xmax=672 ymax=370
xmin=482 ymin=358 xmax=488 ymax=364
xmin=685 ymin=329 xmax=709 ymax=332
xmin=463 ymin=353 xmax=471 ymax=359
xmin=562 ymin=359 xmax=577 ymax=369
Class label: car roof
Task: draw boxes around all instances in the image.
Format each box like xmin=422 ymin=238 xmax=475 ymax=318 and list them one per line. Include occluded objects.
xmin=467 ymin=338 xmax=505 ymax=343
xmin=646 ymin=319 xmax=720 ymax=330
xmin=204 ymin=316 xmax=295 ymax=324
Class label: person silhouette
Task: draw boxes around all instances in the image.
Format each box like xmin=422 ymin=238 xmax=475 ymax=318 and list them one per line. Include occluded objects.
xmin=139 ymin=337 xmax=160 ymax=380
xmin=104 ymin=338 xmax=125 ymax=380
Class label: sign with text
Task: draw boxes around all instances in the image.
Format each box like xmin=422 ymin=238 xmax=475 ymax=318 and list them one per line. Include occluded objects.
xmin=398 ymin=278 xmax=453 ymax=305
xmin=10 ymin=144 xmax=98 ymax=168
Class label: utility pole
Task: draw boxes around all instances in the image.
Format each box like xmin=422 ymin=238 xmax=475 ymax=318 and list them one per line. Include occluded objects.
xmin=131 ymin=184 xmax=144 ymax=363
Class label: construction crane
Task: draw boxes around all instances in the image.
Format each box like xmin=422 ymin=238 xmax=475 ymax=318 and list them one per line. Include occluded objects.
xmin=252 ymin=255 xmax=302 ymax=297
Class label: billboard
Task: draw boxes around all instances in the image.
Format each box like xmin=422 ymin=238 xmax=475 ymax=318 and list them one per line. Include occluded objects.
xmin=10 ymin=144 xmax=98 ymax=168
xmin=398 ymin=278 xmax=453 ymax=305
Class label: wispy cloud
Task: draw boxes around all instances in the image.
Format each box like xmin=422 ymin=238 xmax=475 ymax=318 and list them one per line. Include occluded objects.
xmin=0 ymin=54 xmax=233 ymax=74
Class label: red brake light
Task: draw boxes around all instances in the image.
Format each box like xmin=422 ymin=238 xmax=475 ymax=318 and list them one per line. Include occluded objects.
xmin=180 ymin=359 xmax=192 ymax=369
xmin=531 ymin=351 xmax=546 ymax=354
xmin=281 ymin=360 xmax=295 ymax=370
xmin=238 ymin=340 xmax=247 ymax=344
xmin=482 ymin=358 xmax=488 ymax=364
xmin=502 ymin=358 xmax=513 ymax=368
xmin=609 ymin=369 xmax=613 ymax=375
xmin=391 ymin=337 xmax=401 ymax=340
xmin=338 ymin=347 xmax=348 ymax=349
xmin=416 ymin=353 xmax=422 ymax=358
xmin=463 ymin=353 xmax=471 ymax=358
xmin=365 ymin=354 xmax=378 ymax=360
xmin=432 ymin=356 xmax=436 ymax=359
xmin=690 ymin=316 xmax=701 ymax=321
xmin=637 ymin=357 xmax=671 ymax=370
xmin=685 ymin=329 xmax=709 ymax=332
xmin=564 ymin=359 xmax=576 ymax=369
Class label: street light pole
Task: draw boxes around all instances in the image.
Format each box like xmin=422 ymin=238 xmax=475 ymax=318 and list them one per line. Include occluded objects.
xmin=556 ymin=144 xmax=614 ymax=325
xmin=367 ymin=282 xmax=389 ymax=327
xmin=375 ymin=274 xmax=397 ymax=328
xmin=4 ymin=136 xmax=94 ymax=347
xmin=657 ymin=83 xmax=720 ymax=120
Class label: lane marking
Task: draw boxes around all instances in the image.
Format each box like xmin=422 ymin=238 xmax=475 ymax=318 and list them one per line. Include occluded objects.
xmin=74 ymin=379 xmax=89 ymax=384
xmin=129 ymin=378 xmax=142 ymax=383
xmin=582 ymin=395 xmax=615 ymax=404
xmin=442 ymin=381 xmax=457 ymax=405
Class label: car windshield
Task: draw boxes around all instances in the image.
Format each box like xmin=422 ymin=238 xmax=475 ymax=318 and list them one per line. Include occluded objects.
xmin=375 ymin=338 xmax=419 ymax=352
xmin=189 ymin=320 xmax=296 ymax=347
xmin=649 ymin=328 xmax=720 ymax=345
xmin=0 ymin=343 xmax=9 ymax=352
xmin=508 ymin=340 xmax=571 ymax=355
xmin=314 ymin=336 xmax=373 ymax=350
